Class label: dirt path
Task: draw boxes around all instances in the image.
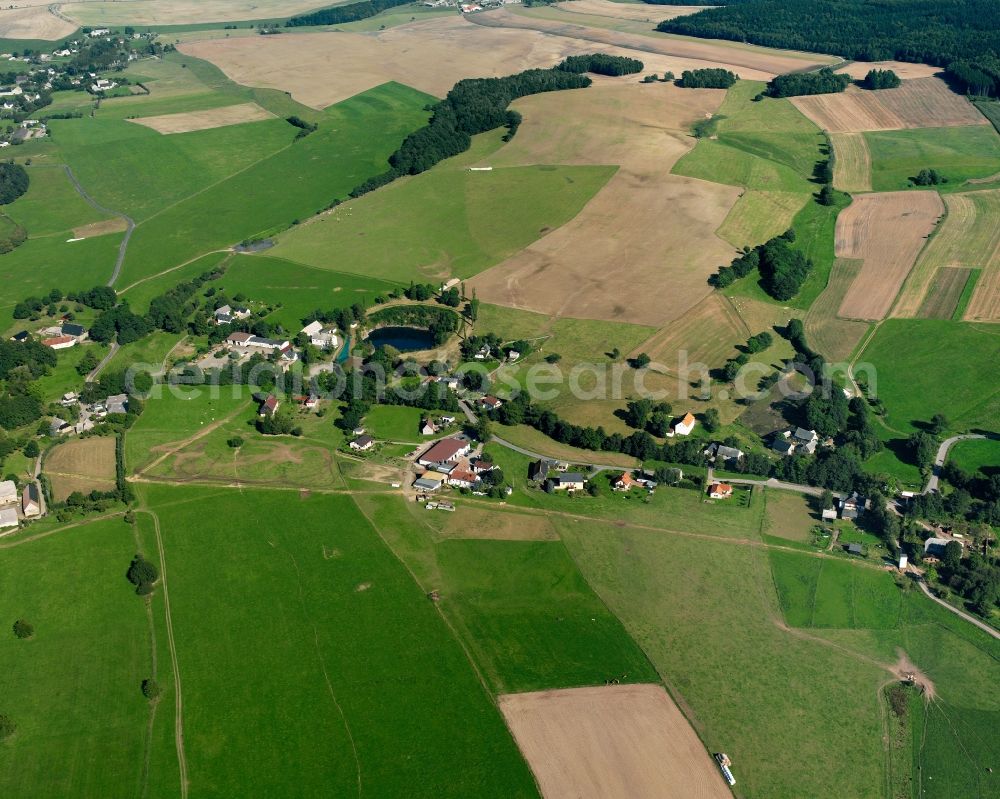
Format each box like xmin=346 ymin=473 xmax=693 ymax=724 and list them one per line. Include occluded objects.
xmin=133 ymin=399 xmax=251 ymax=477
xmin=62 ymin=164 xmax=135 ymax=287
xmin=141 ymin=508 xmax=189 ymax=798
xmin=87 ymin=340 xmax=119 ymax=382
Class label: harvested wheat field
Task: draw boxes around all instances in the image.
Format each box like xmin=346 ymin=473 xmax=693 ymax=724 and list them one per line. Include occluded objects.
xmin=45 ymin=436 xmax=116 ymax=502
xmin=180 ymin=15 xmax=747 ymax=110
xmin=835 ymin=191 xmax=943 ymax=320
xmin=966 ymin=265 xmax=1000 ymax=321
xmin=631 ymin=294 xmax=747 ymax=375
xmin=499 ymin=684 xmax=732 ymax=799
xmin=791 ymin=79 xmax=987 ymax=133
xmin=129 ymin=102 xmax=274 ymax=134
xmin=474 ymin=8 xmax=835 ymax=77
xmin=830 ymin=133 xmax=872 ymax=193
xmin=917 ymin=266 xmax=975 ymax=319
xmin=834 ymin=60 xmax=942 ymax=81
xmin=804 ymin=259 xmax=871 ymax=362
xmin=471 ymin=82 xmax=740 ymax=326
xmin=60 ymin=0 xmax=331 ymax=26
xmin=0 ymin=6 xmax=77 ymax=40
xmin=893 ymin=190 xmax=1000 ymax=319
xmin=547 ymin=0 xmax=708 ymax=23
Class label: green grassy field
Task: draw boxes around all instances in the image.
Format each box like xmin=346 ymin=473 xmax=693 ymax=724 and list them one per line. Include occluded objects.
xmin=214 ymin=255 xmax=402 ymax=331
xmin=717 ymin=189 xmax=810 ymax=249
xmin=557 ymin=514 xmax=1000 ymax=798
xmin=125 ymin=390 xmax=251 ymax=474
xmin=117 ymin=81 xmax=436 ymax=286
xmin=359 ymin=495 xmax=659 ymax=694
xmin=13 ymin=165 xmax=114 ymax=235
xmin=138 ymin=484 xmax=538 ymax=797
xmin=769 ymin=550 xmax=902 ymax=629
xmin=861 ymin=319 xmax=1000 ymax=434
xmin=865 ymin=125 xmax=1000 ymax=192
xmin=947 ymin=437 xmax=1000 ymax=475
xmin=364 ymin=405 xmax=426 ymax=442
xmin=672 ymin=80 xmax=823 ymax=195
xmin=269 ymin=154 xmax=615 ymax=283
xmin=0 ymin=516 xmax=153 ymax=798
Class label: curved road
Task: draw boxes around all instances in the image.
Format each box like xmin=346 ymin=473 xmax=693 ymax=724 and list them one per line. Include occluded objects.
xmin=62 ymin=165 xmax=135 ymax=287
xmin=918 ymin=581 xmax=1000 ymax=640
xmin=924 ymin=433 xmax=987 ymax=494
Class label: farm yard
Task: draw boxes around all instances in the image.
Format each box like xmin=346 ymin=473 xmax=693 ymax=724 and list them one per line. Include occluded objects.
xmin=790 ymin=78 xmax=987 ymax=133
xmin=834 ymin=191 xmax=943 ymax=320
xmin=44 ymin=436 xmax=117 ymax=502
xmin=499 ymin=685 xmax=733 ymax=799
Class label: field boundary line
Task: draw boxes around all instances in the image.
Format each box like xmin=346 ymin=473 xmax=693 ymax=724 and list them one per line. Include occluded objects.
xmin=130 ymin=517 xmax=159 ymax=799
xmin=141 ymin=508 xmax=189 ymax=798
xmin=889 ymin=189 xmax=948 ymax=319
xmin=0 ymin=511 xmax=123 ymax=549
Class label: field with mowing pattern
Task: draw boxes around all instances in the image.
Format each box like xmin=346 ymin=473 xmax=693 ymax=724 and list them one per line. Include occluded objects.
xmin=916 ymin=266 xmax=976 ymax=319
xmin=790 ymin=79 xmax=987 ymax=134
xmin=45 ymin=436 xmax=117 ymax=502
xmin=769 ymin=550 xmax=902 ymax=629
xmin=803 ymin=259 xmax=871 ymax=362
xmin=717 ymin=189 xmax=810 ymax=249
xmin=830 ymin=132 xmax=872 ymax=192
xmin=129 ymin=102 xmax=275 ymax=135
xmin=60 ymin=0 xmax=333 ymax=25
xmin=834 ymin=191 xmax=943 ymax=321
xmin=893 ymin=189 xmax=1000 ymax=320
xmin=471 ymin=81 xmax=739 ymax=326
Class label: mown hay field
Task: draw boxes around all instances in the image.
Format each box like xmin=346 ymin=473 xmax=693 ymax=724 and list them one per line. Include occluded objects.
xmin=129 ymin=102 xmax=274 ymax=135
xmin=45 ymin=436 xmax=117 ymax=502
xmin=803 ymin=259 xmax=871 ymax=363
xmin=470 ymin=81 xmax=740 ymax=326
xmin=60 ymin=0 xmax=334 ymax=25
xmin=893 ymin=189 xmax=1000 ymax=320
xmin=916 ymin=266 xmax=975 ymax=319
xmin=791 ymin=79 xmax=987 ymax=133
xmin=499 ymin=685 xmax=732 ymax=799
xmin=830 ymin=132 xmax=872 ymax=193
xmin=180 ymin=14 xmax=757 ymax=111
xmin=834 ymin=191 xmax=943 ymax=320
xmin=0 ymin=6 xmax=76 ymax=40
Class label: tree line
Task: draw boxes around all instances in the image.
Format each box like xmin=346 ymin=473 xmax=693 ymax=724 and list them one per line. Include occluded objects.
xmin=656 ymin=0 xmax=1000 ymax=97
xmin=285 ymin=0 xmax=411 ymax=26
xmin=350 ymin=67 xmax=594 ymax=197
xmin=556 ymin=54 xmax=643 ymax=76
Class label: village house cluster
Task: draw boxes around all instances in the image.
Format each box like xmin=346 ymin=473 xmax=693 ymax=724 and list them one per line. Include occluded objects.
xmin=412 ymin=436 xmax=500 ymax=494
xmin=0 ymin=478 xmax=42 ymax=533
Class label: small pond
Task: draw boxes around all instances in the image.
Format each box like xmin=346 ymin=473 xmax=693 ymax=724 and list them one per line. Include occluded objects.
xmin=367 ymin=326 xmax=436 ymax=352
